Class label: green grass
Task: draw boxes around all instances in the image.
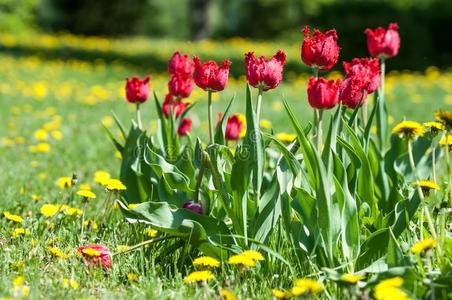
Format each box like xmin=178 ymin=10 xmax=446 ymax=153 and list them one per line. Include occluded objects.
xmin=0 ymin=42 xmax=451 ymax=299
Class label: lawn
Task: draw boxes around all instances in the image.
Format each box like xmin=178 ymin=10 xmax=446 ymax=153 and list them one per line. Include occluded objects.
xmin=0 ymin=34 xmax=451 ymax=299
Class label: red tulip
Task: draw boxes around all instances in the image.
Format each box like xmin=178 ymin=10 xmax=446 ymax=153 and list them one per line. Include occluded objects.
xmin=364 ymin=23 xmax=400 ymax=59
xmin=245 ymin=50 xmax=286 ymax=91
xmin=168 ymin=73 xmax=194 ymax=99
xmin=343 ymin=58 xmax=380 ymax=93
xmin=162 ymin=93 xmax=187 ymax=119
xmin=183 ymin=201 xmax=203 ymax=214
xmin=339 ymin=77 xmax=368 ymax=109
xmin=307 ymin=77 xmax=341 ymax=110
xmin=168 ymin=51 xmax=195 ymax=76
xmin=225 ymin=114 xmax=243 ymax=141
xmin=125 ymin=75 xmax=151 ymax=103
xmin=193 ymin=57 xmax=232 ymax=92
xmin=77 ymin=244 xmax=112 ymax=269
xmin=177 ymin=118 xmax=192 ymax=136
xmin=301 ymin=26 xmax=340 ymax=71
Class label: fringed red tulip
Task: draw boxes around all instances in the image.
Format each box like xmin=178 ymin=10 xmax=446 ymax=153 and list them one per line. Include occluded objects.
xmin=343 ymin=58 xmax=380 ymax=93
xmin=339 ymin=77 xmax=368 ymax=109
xmin=364 ymin=23 xmax=400 ymax=59
xmin=177 ymin=118 xmax=192 ymax=136
xmin=168 ymin=51 xmax=195 ymax=76
xmin=301 ymin=26 xmax=340 ymax=71
xmin=125 ymin=75 xmax=151 ymax=104
xmin=193 ymin=57 xmax=232 ymax=92
xmin=307 ymin=77 xmax=341 ymax=110
xmin=168 ymin=73 xmax=194 ymax=99
xmin=245 ymin=50 xmax=286 ymax=91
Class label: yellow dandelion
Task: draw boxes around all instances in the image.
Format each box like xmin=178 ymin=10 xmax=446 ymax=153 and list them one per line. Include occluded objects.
xmin=105 ymin=178 xmax=127 ymax=191
xmin=291 ymin=279 xmax=323 ymax=296
xmin=272 ymin=289 xmax=292 ymax=299
xmin=220 ymin=289 xmax=237 ymax=300
xmin=31 ymin=194 xmax=42 ymax=202
xmin=435 ymin=110 xmax=452 ymax=128
xmin=227 ymin=254 xmax=256 ymax=267
xmin=439 ymin=134 xmax=452 ymax=147
xmin=3 ymin=211 xmax=23 ymax=223
xmin=193 ymin=256 xmax=220 ymax=268
xmin=65 ymin=207 xmax=82 ymax=216
xmin=423 ymin=121 xmax=445 ymax=134
xmin=11 ymin=228 xmax=30 ymax=238
xmin=48 ymin=246 xmax=64 ymax=258
xmin=29 ymin=142 xmax=51 ymax=153
xmin=40 ymin=204 xmax=59 ymax=217
xmin=145 ymin=228 xmax=158 ymax=238
xmin=63 ymin=278 xmax=78 ymax=289
xmin=56 ymin=176 xmax=72 ymax=189
xmin=83 ymin=220 xmax=98 ymax=230
xmin=392 ymin=121 xmax=424 ymax=139
xmin=102 ymin=116 xmax=114 ymax=127
xmin=34 ymin=129 xmax=49 ymax=141
xmin=79 ymin=183 xmax=91 ymax=191
xmin=374 ymin=277 xmax=411 ymax=300
xmin=82 ymin=248 xmax=101 ymax=257
xmin=411 ymin=239 xmax=437 ymax=254
xmin=276 ymin=132 xmax=297 ymax=143
xmin=127 ymin=272 xmax=139 ymax=282
xmin=241 ymin=250 xmax=265 ymax=261
xmin=340 ymin=273 xmax=366 ymax=284
xmin=183 ymin=270 xmax=214 ymax=283
xmin=77 ymin=189 xmax=96 ymax=199
xmin=115 ymin=150 xmax=122 ymax=160
xmin=13 ymin=276 xmax=25 ymax=287
xmin=116 ymin=245 xmax=129 ymax=252
xmin=260 ymin=119 xmax=272 ymax=129
xmin=415 ymin=180 xmax=440 ymax=191
xmin=51 ymin=130 xmax=63 ymax=141
xmin=94 ymin=170 xmax=111 ymax=185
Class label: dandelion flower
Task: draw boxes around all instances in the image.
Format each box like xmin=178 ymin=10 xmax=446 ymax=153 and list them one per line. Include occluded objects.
xmin=77 ymin=189 xmax=96 ymax=199
xmin=63 ymin=278 xmax=78 ymax=289
xmin=3 ymin=211 xmax=23 ymax=223
xmin=227 ymin=254 xmax=256 ymax=267
xmin=260 ymin=119 xmax=272 ymax=129
xmin=340 ymin=273 xmax=366 ymax=284
xmin=183 ymin=270 xmax=214 ymax=283
xmin=11 ymin=228 xmax=30 ymax=238
xmin=127 ymin=272 xmax=139 ymax=282
xmin=144 ymin=228 xmax=158 ymax=238
xmin=439 ymin=134 xmax=452 ymax=148
xmin=291 ymin=279 xmax=323 ymax=296
xmin=34 ymin=129 xmax=49 ymax=141
xmin=193 ymin=256 xmax=220 ymax=268
xmin=56 ymin=176 xmax=72 ymax=189
xmin=411 ymin=239 xmax=437 ymax=254
xmin=105 ymin=179 xmax=127 ymax=191
xmin=272 ymin=289 xmax=292 ymax=299
xmin=276 ymin=132 xmax=297 ymax=143
xmin=415 ymin=180 xmax=440 ymax=193
xmin=423 ymin=121 xmax=445 ymax=135
xmin=94 ymin=171 xmax=111 ymax=185
xmin=220 ymin=289 xmax=237 ymax=300
xmin=48 ymin=246 xmax=65 ymax=258
xmin=51 ymin=130 xmax=63 ymax=140
xmin=374 ymin=277 xmax=410 ymax=300
xmin=392 ymin=121 xmax=424 ymax=139
xmin=40 ymin=204 xmax=59 ymax=218
xmin=435 ymin=110 xmax=452 ymax=128
xmin=241 ymin=250 xmax=265 ymax=261
xmin=29 ymin=142 xmax=51 ymax=153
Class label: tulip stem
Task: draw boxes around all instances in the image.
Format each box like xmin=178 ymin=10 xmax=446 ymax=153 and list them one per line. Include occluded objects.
xmin=256 ymin=86 xmax=264 ymax=125
xmin=377 ymin=58 xmax=386 ymax=149
xmin=194 ymin=152 xmax=206 ymax=203
xmin=407 ymin=140 xmax=437 ymax=240
xmin=207 ymin=90 xmax=213 ymax=144
xmin=316 ymin=109 xmax=323 ymax=152
xmin=362 ymin=102 xmax=368 ymax=128
xmin=136 ymin=103 xmax=142 ymax=130
xmin=112 ymin=235 xmax=177 ymax=256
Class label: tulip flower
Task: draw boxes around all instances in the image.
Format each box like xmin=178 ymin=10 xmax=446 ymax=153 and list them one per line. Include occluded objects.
xmin=193 ymin=56 xmax=232 ymax=144
xmin=168 ymin=51 xmax=195 ymax=76
xmin=162 ymin=93 xmax=187 ymax=119
xmin=177 ymin=118 xmax=192 ymax=136
xmin=77 ymin=244 xmax=112 ymax=269
xmin=307 ymin=77 xmax=341 ymax=110
xmin=225 ymin=114 xmax=244 ymax=141
xmin=343 ymin=58 xmax=380 ymax=94
xmin=183 ymin=201 xmax=203 ymax=214
xmin=125 ymin=75 xmax=151 ymax=130
xmin=168 ymin=73 xmax=194 ymax=99
xmin=364 ymin=23 xmax=400 ymax=59
xmin=301 ymin=26 xmax=340 ymax=72
xmin=339 ymin=76 xmax=368 ymax=109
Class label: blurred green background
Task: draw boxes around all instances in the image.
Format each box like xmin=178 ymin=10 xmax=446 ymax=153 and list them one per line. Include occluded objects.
xmin=1 ymin=0 xmax=451 ymax=72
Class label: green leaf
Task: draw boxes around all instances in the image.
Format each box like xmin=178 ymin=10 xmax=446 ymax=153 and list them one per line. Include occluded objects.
xmin=214 ymin=95 xmax=235 ymax=145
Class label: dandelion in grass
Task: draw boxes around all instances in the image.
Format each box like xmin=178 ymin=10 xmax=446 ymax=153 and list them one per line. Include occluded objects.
xmin=105 ymin=179 xmax=127 ymax=191
xmin=260 ymin=119 xmax=272 ymax=129
xmin=241 ymin=250 xmax=265 ymax=261
xmin=415 ymin=180 xmax=440 ymax=196
xmin=94 ymin=171 xmax=111 ymax=185
xmin=220 ymin=288 xmax=237 ymax=300
xmin=65 ymin=207 xmax=82 ymax=216
xmin=340 ymin=273 xmax=366 ymax=284
xmin=127 ymin=272 xmax=139 ymax=282
xmin=411 ymin=238 xmax=437 ymax=255
xmin=276 ymin=132 xmax=297 ymax=143
xmin=77 ymin=189 xmax=96 ymax=199
xmin=291 ymin=279 xmax=323 ymax=297
xmin=374 ymin=277 xmax=411 ymax=300
xmin=56 ymin=176 xmax=72 ymax=189
xmin=193 ymin=256 xmax=220 ymax=269
xmin=83 ymin=220 xmax=98 ymax=230
xmin=392 ymin=121 xmax=424 ymax=140
xmin=79 ymin=183 xmax=91 ymax=191
xmin=227 ymin=254 xmax=256 ymax=267
xmin=11 ymin=228 xmax=30 ymax=238
xmin=423 ymin=121 xmax=445 ymax=135
xmin=3 ymin=211 xmax=23 ymax=223
xmin=12 ymin=276 xmax=30 ymax=298
xmin=29 ymin=142 xmax=51 ymax=153
xmin=435 ymin=110 xmax=452 ymax=128
xmin=272 ymin=289 xmax=292 ymax=299
xmin=439 ymin=134 xmax=452 ymax=148
xmin=183 ymin=270 xmax=214 ymax=284
xmin=144 ymin=228 xmax=158 ymax=238
xmin=63 ymin=278 xmax=78 ymax=290
xmin=48 ymin=246 xmax=65 ymax=259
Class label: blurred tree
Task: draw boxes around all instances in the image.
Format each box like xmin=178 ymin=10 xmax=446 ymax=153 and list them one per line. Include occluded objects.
xmin=0 ymin=0 xmax=37 ymax=33
xmin=190 ymin=0 xmax=214 ymax=40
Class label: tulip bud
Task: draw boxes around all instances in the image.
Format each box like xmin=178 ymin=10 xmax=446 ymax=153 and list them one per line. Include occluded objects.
xmin=125 ymin=76 xmax=151 ymax=104
xmin=364 ymin=23 xmax=400 ymax=59
xmin=307 ymin=77 xmax=341 ymax=110
xmin=177 ymin=118 xmax=192 ymax=136
xmin=182 ymin=201 xmax=203 ymax=214
xmin=225 ymin=114 xmax=244 ymax=141
xmin=168 ymin=73 xmax=194 ymax=99
xmin=168 ymin=51 xmax=195 ymax=76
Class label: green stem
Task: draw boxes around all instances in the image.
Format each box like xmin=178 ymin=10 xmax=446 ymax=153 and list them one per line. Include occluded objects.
xmin=377 ymin=59 xmax=386 ymax=149
xmin=111 ymin=235 xmax=176 ymax=256
xmin=316 ymin=109 xmax=323 ymax=152
xmin=194 ymin=152 xmax=206 ymax=203
xmin=408 ymin=140 xmax=437 ymax=240
xmin=207 ymin=91 xmax=213 ymax=144
xmin=431 ymin=140 xmax=437 ymax=185
xmin=256 ymin=86 xmax=264 ymax=125
xmin=136 ymin=103 xmax=142 ymax=130
xmin=80 ymin=201 xmax=87 ymax=242
xmin=362 ymin=101 xmax=368 ymax=128
xmin=444 ymin=131 xmax=452 ymax=207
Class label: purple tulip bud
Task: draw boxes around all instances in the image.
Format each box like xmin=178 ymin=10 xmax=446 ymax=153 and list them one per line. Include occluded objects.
xmin=182 ymin=201 xmax=203 ymax=214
